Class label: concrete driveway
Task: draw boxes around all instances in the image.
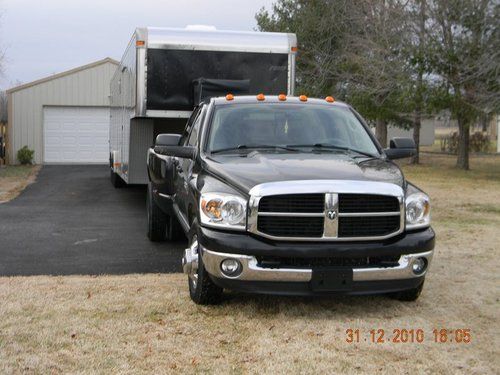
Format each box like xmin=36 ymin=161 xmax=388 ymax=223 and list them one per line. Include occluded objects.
xmin=0 ymin=165 xmax=185 ymax=276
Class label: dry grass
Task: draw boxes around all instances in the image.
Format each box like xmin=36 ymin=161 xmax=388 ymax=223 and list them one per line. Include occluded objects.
xmin=0 ymin=165 xmax=40 ymax=203
xmin=1 ymin=154 xmax=499 ymax=374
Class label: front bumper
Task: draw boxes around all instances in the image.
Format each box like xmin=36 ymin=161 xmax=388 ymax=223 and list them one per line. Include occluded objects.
xmin=202 ymin=249 xmax=433 ymax=283
xmin=187 ymin=227 xmax=435 ymax=296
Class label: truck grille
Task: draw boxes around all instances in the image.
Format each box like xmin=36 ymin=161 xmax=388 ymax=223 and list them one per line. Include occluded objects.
xmin=258 ymin=216 xmax=324 ymax=238
xmin=254 ymin=193 xmax=402 ymax=240
xmin=338 ymin=216 xmax=401 ymax=237
xmin=259 ymin=194 xmax=325 ymax=213
xmin=256 ymin=255 xmax=401 ymax=269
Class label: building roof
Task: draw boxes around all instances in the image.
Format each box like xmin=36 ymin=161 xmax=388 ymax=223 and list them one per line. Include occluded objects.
xmin=6 ymin=57 xmax=119 ymax=94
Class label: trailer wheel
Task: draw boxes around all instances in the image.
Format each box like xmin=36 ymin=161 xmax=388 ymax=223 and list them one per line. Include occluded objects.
xmin=147 ymin=183 xmax=168 ymax=242
xmin=110 ymin=169 xmax=125 ymax=188
xmin=186 ymin=221 xmax=223 ymax=305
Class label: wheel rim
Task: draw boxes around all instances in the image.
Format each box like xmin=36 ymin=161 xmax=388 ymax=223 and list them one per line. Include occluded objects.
xmin=188 ymin=235 xmax=199 ymax=289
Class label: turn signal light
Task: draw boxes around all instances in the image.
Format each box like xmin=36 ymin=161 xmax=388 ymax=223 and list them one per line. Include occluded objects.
xmin=256 ymin=93 xmax=265 ymax=101
xmin=299 ymin=95 xmax=308 ymax=102
xmin=226 ymin=93 xmax=234 ymax=101
xmin=278 ymin=94 xmax=287 ymax=101
xmin=291 ymin=46 xmax=298 ymax=52
xmin=136 ymin=40 xmax=145 ymax=46
xmin=325 ymin=96 xmax=335 ymax=103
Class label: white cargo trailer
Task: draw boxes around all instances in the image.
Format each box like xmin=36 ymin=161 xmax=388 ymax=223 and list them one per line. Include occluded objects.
xmin=109 ymin=26 xmax=297 ymax=186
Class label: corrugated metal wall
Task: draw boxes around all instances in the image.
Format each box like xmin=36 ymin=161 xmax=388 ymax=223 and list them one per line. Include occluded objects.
xmin=8 ymin=60 xmax=117 ymax=164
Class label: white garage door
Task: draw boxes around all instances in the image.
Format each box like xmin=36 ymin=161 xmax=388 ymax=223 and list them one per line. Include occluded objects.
xmin=43 ymin=106 xmax=110 ymax=163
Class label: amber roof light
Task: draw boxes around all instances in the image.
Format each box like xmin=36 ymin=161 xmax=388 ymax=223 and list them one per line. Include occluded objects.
xmin=256 ymin=93 xmax=265 ymax=101
xmin=278 ymin=94 xmax=287 ymax=101
xmin=299 ymin=95 xmax=308 ymax=102
xmin=325 ymin=96 xmax=335 ymax=103
xmin=226 ymin=93 xmax=234 ymax=101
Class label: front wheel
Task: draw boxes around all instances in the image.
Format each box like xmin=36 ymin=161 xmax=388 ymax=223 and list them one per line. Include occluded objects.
xmin=186 ymin=223 xmax=223 ymax=305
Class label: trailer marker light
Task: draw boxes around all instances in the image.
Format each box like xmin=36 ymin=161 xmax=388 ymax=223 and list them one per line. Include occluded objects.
xmin=291 ymin=46 xmax=298 ymax=52
xmin=256 ymin=93 xmax=265 ymax=101
xmin=299 ymin=95 xmax=308 ymax=102
xmin=226 ymin=94 xmax=234 ymax=101
xmin=136 ymin=40 xmax=145 ymax=46
xmin=325 ymin=96 xmax=335 ymax=103
xmin=278 ymin=94 xmax=287 ymax=101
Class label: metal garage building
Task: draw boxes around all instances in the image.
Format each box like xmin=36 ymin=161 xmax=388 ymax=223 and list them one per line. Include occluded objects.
xmin=6 ymin=58 xmax=118 ymax=164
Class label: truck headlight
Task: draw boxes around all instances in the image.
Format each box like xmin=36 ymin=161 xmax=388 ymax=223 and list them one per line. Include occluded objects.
xmin=200 ymin=193 xmax=247 ymax=231
xmin=405 ymin=192 xmax=431 ymax=230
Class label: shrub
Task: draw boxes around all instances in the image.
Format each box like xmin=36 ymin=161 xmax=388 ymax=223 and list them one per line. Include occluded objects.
xmin=17 ymin=146 xmax=34 ymax=165
xmin=470 ymin=131 xmax=490 ymax=153
xmin=441 ymin=131 xmax=490 ymax=154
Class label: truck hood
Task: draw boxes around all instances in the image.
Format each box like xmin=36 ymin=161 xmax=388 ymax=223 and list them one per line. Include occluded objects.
xmin=204 ymin=152 xmax=404 ymax=194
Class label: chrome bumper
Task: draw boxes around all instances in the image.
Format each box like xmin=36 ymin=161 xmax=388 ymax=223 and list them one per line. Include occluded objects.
xmin=198 ymin=249 xmax=434 ymax=282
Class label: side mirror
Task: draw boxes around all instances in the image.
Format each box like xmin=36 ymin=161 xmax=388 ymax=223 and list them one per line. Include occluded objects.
xmin=155 ymin=134 xmax=181 ymax=146
xmin=154 ymin=145 xmax=196 ymax=159
xmin=384 ymin=137 xmax=416 ymax=160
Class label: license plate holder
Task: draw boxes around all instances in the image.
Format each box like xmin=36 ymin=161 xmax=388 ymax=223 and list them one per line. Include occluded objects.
xmin=310 ymin=267 xmax=353 ymax=292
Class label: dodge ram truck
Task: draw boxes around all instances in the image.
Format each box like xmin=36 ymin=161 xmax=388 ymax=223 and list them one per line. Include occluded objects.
xmin=147 ymin=94 xmax=435 ymax=305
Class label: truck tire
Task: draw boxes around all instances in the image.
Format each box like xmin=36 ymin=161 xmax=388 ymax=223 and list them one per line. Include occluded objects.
xmin=147 ymin=183 xmax=168 ymax=242
xmin=187 ymin=222 xmax=223 ymax=305
xmin=390 ymin=280 xmax=424 ymax=301
xmin=167 ymin=215 xmax=185 ymax=241
xmin=110 ymin=169 xmax=125 ymax=188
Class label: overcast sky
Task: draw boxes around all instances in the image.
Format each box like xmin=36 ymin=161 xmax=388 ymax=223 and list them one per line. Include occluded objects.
xmin=0 ymin=0 xmax=275 ymax=89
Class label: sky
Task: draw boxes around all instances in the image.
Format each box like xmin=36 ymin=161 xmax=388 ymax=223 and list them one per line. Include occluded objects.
xmin=0 ymin=0 xmax=276 ymax=89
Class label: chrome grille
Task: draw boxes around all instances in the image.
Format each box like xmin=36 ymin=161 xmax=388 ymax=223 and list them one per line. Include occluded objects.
xmin=248 ymin=182 xmax=404 ymax=242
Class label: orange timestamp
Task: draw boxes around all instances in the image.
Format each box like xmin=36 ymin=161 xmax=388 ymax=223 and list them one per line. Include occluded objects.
xmin=345 ymin=328 xmax=472 ymax=344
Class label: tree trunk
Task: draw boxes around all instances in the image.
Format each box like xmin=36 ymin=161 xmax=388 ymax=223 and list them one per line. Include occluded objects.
xmin=411 ymin=115 xmax=421 ymax=164
xmin=456 ymin=117 xmax=470 ymax=170
xmin=375 ymin=119 xmax=387 ymax=148
xmin=411 ymin=0 xmax=425 ymax=165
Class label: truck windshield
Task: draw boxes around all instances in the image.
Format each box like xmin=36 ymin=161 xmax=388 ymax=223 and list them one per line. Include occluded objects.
xmin=207 ymin=104 xmax=380 ymax=156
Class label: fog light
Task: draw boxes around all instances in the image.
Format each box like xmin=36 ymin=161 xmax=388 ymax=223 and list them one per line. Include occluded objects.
xmin=221 ymin=259 xmax=242 ymax=277
xmin=412 ymin=257 xmax=427 ymax=275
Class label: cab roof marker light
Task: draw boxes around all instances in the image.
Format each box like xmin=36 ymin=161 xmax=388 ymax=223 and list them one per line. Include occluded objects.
xmin=256 ymin=93 xmax=265 ymax=101
xmin=136 ymin=40 xmax=145 ymax=46
xmin=299 ymin=95 xmax=308 ymax=102
xmin=291 ymin=46 xmax=298 ymax=52
xmin=226 ymin=93 xmax=234 ymax=101
xmin=325 ymin=96 xmax=335 ymax=103
xmin=278 ymin=94 xmax=287 ymax=101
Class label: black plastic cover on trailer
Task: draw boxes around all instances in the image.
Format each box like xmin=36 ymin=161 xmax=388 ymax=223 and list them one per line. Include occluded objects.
xmin=193 ymin=78 xmax=250 ymax=106
xmin=146 ymin=49 xmax=289 ymax=111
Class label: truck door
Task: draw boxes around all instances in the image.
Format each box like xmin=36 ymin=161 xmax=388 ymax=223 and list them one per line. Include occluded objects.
xmin=173 ymin=108 xmax=203 ymax=223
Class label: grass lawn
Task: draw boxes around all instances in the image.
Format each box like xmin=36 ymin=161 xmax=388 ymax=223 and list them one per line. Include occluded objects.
xmin=0 ymin=154 xmax=499 ymax=374
xmin=0 ymin=165 xmax=40 ymax=203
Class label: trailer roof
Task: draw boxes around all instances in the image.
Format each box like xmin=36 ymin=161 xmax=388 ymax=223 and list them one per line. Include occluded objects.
xmin=138 ymin=27 xmax=297 ymax=54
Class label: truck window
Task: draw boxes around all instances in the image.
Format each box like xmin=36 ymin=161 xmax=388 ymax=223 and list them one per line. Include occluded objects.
xmin=180 ymin=106 xmax=202 ymax=145
xmin=187 ymin=113 xmax=202 ymax=147
xmin=207 ymin=104 xmax=380 ymax=155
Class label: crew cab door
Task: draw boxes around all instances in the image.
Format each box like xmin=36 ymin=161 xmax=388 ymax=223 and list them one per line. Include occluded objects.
xmin=173 ymin=107 xmax=203 ymax=223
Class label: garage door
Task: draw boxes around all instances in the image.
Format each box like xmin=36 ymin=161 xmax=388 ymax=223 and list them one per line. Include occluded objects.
xmin=43 ymin=106 xmax=110 ymax=163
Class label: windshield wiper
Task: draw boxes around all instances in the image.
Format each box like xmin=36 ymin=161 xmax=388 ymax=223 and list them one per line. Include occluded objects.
xmin=287 ymin=143 xmax=379 ymax=159
xmin=211 ymin=144 xmax=299 ymax=154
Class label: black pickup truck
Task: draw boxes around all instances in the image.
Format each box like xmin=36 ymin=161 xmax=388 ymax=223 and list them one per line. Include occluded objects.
xmin=147 ymin=95 xmax=435 ymax=305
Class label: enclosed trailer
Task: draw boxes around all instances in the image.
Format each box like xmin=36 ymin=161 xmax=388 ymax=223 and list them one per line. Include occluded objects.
xmin=110 ymin=26 xmax=297 ymax=185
